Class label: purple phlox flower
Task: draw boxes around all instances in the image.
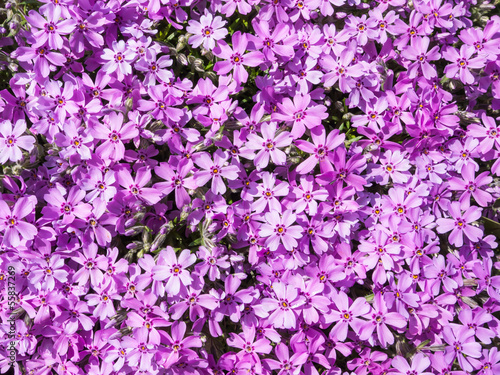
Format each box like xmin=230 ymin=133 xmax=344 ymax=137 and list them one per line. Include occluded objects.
xmin=436 ymin=201 xmax=483 ymax=247
xmin=245 ymin=122 xmax=292 ymax=169
xmin=30 ymin=254 xmax=68 ymax=291
xmin=351 ymin=96 xmax=389 ymax=132
xmin=91 ymin=112 xmax=139 ymax=161
xmin=359 ymin=293 xmax=407 ymax=348
xmin=472 ymin=258 xmax=500 ymax=296
xmin=422 ymin=254 xmax=459 ymax=294
xmin=322 ymin=147 xmax=367 ymax=191
xmin=477 ymin=347 xmax=500 ymax=375
xmin=69 ymin=10 xmax=106 ymax=54
xmin=192 ymin=149 xmax=239 ymax=194
xmin=385 ymin=273 xmax=420 ymax=311
xmin=415 ymin=154 xmax=447 ymax=184
xmin=263 ymin=342 xmax=308 ymax=375
xmin=121 ymin=327 xmax=157 ymax=371
xmin=286 ymin=57 xmax=324 ymax=95
xmin=295 ymin=127 xmax=345 ymax=174
xmin=291 ymin=175 xmax=329 ymax=216
xmin=272 ymin=93 xmax=328 ymax=139
xmin=76 ymin=197 xmax=114 ymax=246
xmin=467 ymin=113 xmax=500 ymax=154
xmin=292 ymin=276 xmax=331 ymax=325
xmin=154 ymin=158 xmax=196 ymax=209
xmin=168 ymin=284 xmax=219 ymax=321
xmin=252 ymin=172 xmax=289 ymax=213
xmin=443 ymin=45 xmax=485 ymax=85
xmin=294 ymin=332 xmax=332 ymax=375
xmin=358 ymin=229 xmax=402 ymax=284
xmin=401 ymin=36 xmax=441 ymax=79
xmin=261 ymin=281 xmax=305 ymax=329
xmin=344 ymin=14 xmax=378 ymax=46
xmin=117 ymin=167 xmax=162 ymax=205
xmin=0 ymin=196 xmax=37 ymax=247
xmin=449 ymin=163 xmax=493 ymax=207
xmin=103 ymin=339 xmax=128 ymax=371
xmin=334 ymin=242 xmax=367 ymax=283
xmin=85 ymin=279 xmax=120 ymax=320
xmin=390 ymin=10 xmax=425 ymax=49
xmin=391 ymin=353 xmax=433 ymax=375
xmin=0 ymin=119 xmax=36 ymax=163
xmin=25 ymin=7 xmax=76 ymax=49
xmin=443 ymin=325 xmax=482 ymax=372
xmin=370 ymin=150 xmax=411 ymax=185
xmin=321 ymin=24 xmax=349 ymax=55
xmin=80 ymin=167 xmax=117 ymax=203
xmin=459 ymin=21 xmax=500 ymax=60
xmin=368 ymin=8 xmax=397 ymax=44
xmin=221 ymin=0 xmax=252 ymax=17
xmin=53 ymin=298 xmax=94 ymax=335
xmin=186 ymin=12 xmax=228 ymax=50
xmin=250 ymin=21 xmax=295 ymax=61
xmin=216 ymin=131 xmax=256 ymax=163
xmin=384 ymin=186 xmax=423 ymax=219
xmin=260 ymin=210 xmax=303 ymax=251
xmin=456 ymin=307 xmax=495 ymax=344
xmin=13 ymin=320 xmax=37 ymax=356
xmin=73 ymin=243 xmax=108 ymax=286
xmin=347 ymin=348 xmax=388 ymax=375
xmin=324 ymin=291 xmax=370 ymax=341
xmin=161 ymin=321 xmax=202 ymax=368
xmin=107 ymin=192 xmax=141 ymax=235
xmin=227 ymin=325 xmax=272 ymax=363
xmin=101 ymin=40 xmax=136 ymax=80
xmin=40 ymin=79 xmax=80 ymax=123
xmin=152 ymin=247 xmax=196 ymax=296
xmin=212 ymin=275 xmax=255 ymax=322
xmin=42 ymin=186 xmax=92 ymax=225
xmin=296 ymin=213 xmax=333 ymax=255
xmin=125 ymin=145 xmax=160 ymax=170
xmin=16 ymin=44 xmax=66 ymax=79
xmin=213 ymin=31 xmax=264 ymax=84
xmin=135 ymin=51 xmax=173 ymax=86
xmin=321 ymin=46 xmax=364 ymax=93
xmin=195 ymin=245 xmax=231 ymax=281
xmin=55 ymin=121 xmax=94 ymax=165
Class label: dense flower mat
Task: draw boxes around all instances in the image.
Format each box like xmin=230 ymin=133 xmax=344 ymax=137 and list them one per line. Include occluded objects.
xmin=0 ymin=0 xmax=500 ymax=373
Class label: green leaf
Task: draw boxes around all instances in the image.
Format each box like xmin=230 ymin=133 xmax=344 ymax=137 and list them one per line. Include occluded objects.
xmin=482 ymin=216 xmax=500 ymax=239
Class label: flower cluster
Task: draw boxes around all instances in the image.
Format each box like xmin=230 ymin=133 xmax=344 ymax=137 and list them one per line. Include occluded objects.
xmin=0 ymin=0 xmax=500 ymax=374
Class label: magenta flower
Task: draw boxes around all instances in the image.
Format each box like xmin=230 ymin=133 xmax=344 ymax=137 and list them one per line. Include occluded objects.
xmin=192 ymin=149 xmax=239 ymax=194
xmin=263 ymin=343 xmax=308 ymax=375
xmin=324 ymin=291 xmax=370 ymax=341
xmin=448 ymin=163 xmax=493 ymax=207
xmin=72 ymin=243 xmax=108 ymax=286
xmin=152 ymin=247 xmax=196 ymax=296
xmin=227 ymin=325 xmax=272 ymax=363
xmin=117 ymin=167 xmax=162 ymax=205
xmin=401 ymin=36 xmax=441 ymax=79
xmin=436 ymin=202 xmax=483 ymax=247
xmin=260 ymin=210 xmax=303 ymax=251
xmin=391 ymin=353 xmax=433 ymax=375
xmin=42 ymin=186 xmax=92 ymax=225
xmin=261 ymin=282 xmax=305 ymax=329
xmin=0 ymin=120 xmax=35 ymax=163
xmin=186 ymin=12 xmax=228 ymax=50
xmin=0 ymin=197 xmax=37 ymax=247
xmin=245 ymin=122 xmax=292 ymax=169
xmin=91 ymin=112 xmax=139 ymax=161
xmin=358 ymin=293 xmax=407 ymax=348
xmin=154 ymin=159 xmax=196 ymax=209
xmin=25 ymin=7 xmax=76 ymax=49
xmin=272 ymin=93 xmax=328 ymax=138
xmin=162 ymin=321 xmax=202 ymax=368
xmin=443 ymin=45 xmax=485 ymax=84
xmin=443 ymin=325 xmax=482 ymax=372
xmin=213 ymin=31 xmax=264 ymax=84
xmin=295 ymin=127 xmax=345 ymax=174
xmin=101 ymin=40 xmax=136 ymax=80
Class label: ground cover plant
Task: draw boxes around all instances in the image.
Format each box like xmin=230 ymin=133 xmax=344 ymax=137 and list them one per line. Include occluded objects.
xmin=1 ymin=0 xmax=500 ymax=373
